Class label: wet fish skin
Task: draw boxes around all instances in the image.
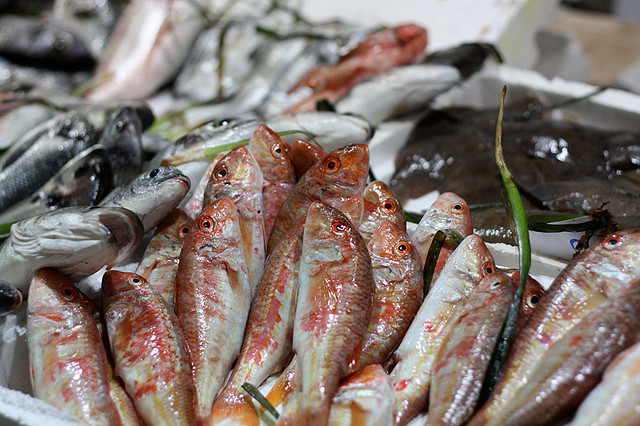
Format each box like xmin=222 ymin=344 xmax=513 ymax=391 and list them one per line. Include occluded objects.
xmin=267 ymin=143 xmax=369 ymax=253
xmin=483 ymin=282 xmax=640 ymax=426
xmin=389 ymin=234 xmax=496 ymax=425
xmin=359 ymin=180 xmax=406 ymax=245
xmin=102 ymin=270 xmax=196 ymax=426
xmin=100 ymin=165 xmax=191 ymax=233
xmin=27 ymin=269 xmax=122 ymax=425
xmin=511 ymin=271 xmax=545 ymax=333
xmin=174 ymin=197 xmax=252 ymax=424
xmin=328 ymin=364 xmax=395 ymax=426
xmin=0 ymin=206 xmax=143 ymax=293
xmin=357 ymin=220 xmax=423 ymax=369
xmin=97 ymin=106 xmax=143 ymax=187
xmin=289 ymin=138 xmax=327 ymax=179
xmin=278 ymin=201 xmax=373 ymax=426
xmin=471 ymin=229 xmax=640 ymax=424
xmin=0 ymin=280 xmax=22 ymax=317
xmin=248 ymin=124 xmax=296 ymax=239
xmin=427 ymin=272 xmax=516 ymax=426
xmin=135 ymin=208 xmax=192 ymax=309
xmin=203 ymin=145 xmax=266 ymax=293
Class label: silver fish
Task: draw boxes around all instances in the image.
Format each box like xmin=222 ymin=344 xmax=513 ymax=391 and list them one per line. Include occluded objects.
xmin=0 ymin=281 xmax=22 ymax=317
xmin=97 ymin=106 xmax=143 ymax=187
xmin=100 ymin=166 xmax=190 ymax=233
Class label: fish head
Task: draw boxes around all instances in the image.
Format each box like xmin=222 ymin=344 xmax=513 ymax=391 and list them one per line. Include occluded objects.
xmin=27 ymin=269 xmax=94 ymax=315
xmin=477 ymin=271 xmax=517 ymax=296
xmin=248 ymin=124 xmax=295 ymax=182
xmin=324 ymin=195 xmax=364 ymax=228
xmin=154 ymin=208 xmax=193 ymax=241
xmin=446 ymin=234 xmax=496 ymax=285
xmin=99 ymin=106 xmax=144 ymax=185
xmin=511 ymin=271 xmax=545 ymax=317
xmin=290 ymin=138 xmax=327 ymax=179
xmin=423 ymin=192 xmax=473 ymax=236
xmin=0 ymin=280 xmax=22 ymax=316
xmin=189 ymin=197 xmax=242 ymax=250
xmin=304 ymin=201 xmax=364 ymax=254
xmin=207 ymin=145 xmax=263 ymax=190
xmin=88 ymin=206 xmax=144 ymax=267
xmin=363 ymin=181 xmax=406 ymax=229
xmin=303 ymin=143 xmax=369 ymax=197
xmin=101 ymin=270 xmax=147 ymax=305
xmin=368 ymin=220 xmax=417 ymax=265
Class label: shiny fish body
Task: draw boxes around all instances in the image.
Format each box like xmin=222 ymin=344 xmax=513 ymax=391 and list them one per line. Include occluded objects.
xmin=102 ymin=270 xmax=196 ymax=426
xmin=358 ymin=181 xmax=406 ymax=245
xmin=210 ymin=223 xmax=303 ymax=426
xmin=174 ymin=198 xmax=252 ymax=424
xmin=471 ymin=230 xmax=640 ymax=424
xmin=278 ymin=201 xmax=374 ymax=425
xmin=483 ymin=282 xmax=640 ymax=426
xmin=135 ymin=208 xmax=192 ymax=309
xmin=0 ymin=206 xmax=143 ymax=293
xmin=389 ymin=234 xmax=496 ymax=425
xmin=570 ymin=339 xmax=640 ymax=426
xmin=100 ymin=166 xmax=190 ymax=233
xmin=27 ymin=269 xmax=122 ymax=425
xmin=357 ymin=220 xmax=423 ymax=368
xmin=290 ymin=138 xmax=327 ymax=179
xmin=203 ymin=145 xmax=266 ymax=293
xmin=267 ymin=143 xmax=369 ymax=253
xmin=427 ymin=272 xmax=516 ymax=426
xmin=328 ymin=364 xmax=395 ymax=426
xmin=248 ymin=124 xmax=296 ymax=239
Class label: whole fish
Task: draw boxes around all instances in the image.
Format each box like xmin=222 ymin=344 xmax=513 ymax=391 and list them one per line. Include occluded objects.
xmin=289 ymin=138 xmax=327 ymax=179
xmin=135 ymin=208 xmax=192 ymax=308
xmin=483 ymin=282 xmax=640 ymax=426
xmin=285 ymin=24 xmax=428 ymax=113
xmin=203 ymin=145 xmax=266 ymax=293
xmin=27 ymin=269 xmax=122 ymax=425
xmin=174 ymin=197 xmax=252 ymax=424
xmin=0 ymin=206 xmax=143 ymax=294
xmin=100 ymin=166 xmax=191 ymax=233
xmin=0 ymin=280 xmax=22 ymax=317
xmin=248 ymin=124 xmax=296 ymax=239
xmin=427 ymin=272 xmax=516 ymax=426
xmin=356 ymin=220 xmax=423 ymax=369
xmin=410 ymin=192 xmax=473 ymax=284
xmin=328 ymin=364 xmax=395 ymax=426
xmin=267 ymin=143 xmax=369 ymax=253
xmin=277 ymin=201 xmax=374 ymax=425
xmin=0 ymin=146 xmax=113 ymax=224
xmin=389 ymin=234 xmax=496 ymax=425
xmin=470 ymin=230 xmax=640 ymax=424
xmin=102 ymin=270 xmax=196 ymax=425
xmin=210 ymin=222 xmax=303 ymax=426
xmin=85 ymin=0 xmax=205 ymax=101
xmin=570 ymin=338 xmax=640 ymax=426
xmin=358 ymin=181 xmax=406 ymax=245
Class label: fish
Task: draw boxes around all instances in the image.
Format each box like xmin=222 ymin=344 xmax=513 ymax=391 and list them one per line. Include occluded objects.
xmin=0 ymin=146 xmax=113 ymax=224
xmin=277 ymin=201 xmax=374 ymax=425
xmin=174 ymin=197 xmax=252 ymax=424
xmin=210 ymin=222 xmax=303 ymax=426
xmin=410 ymin=192 xmax=473 ymax=285
xmin=0 ymin=15 xmax=94 ymax=70
xmin=248 ymin=124 xmax=296 ymax=239
xmin=0 ymin=206 xmax=143 ymax=294
xmin=570 ymin=339 xmax=640 ymax=426
xmin=203 ymin=145 xmax=266 ymax=293
xmin=100 ymin=166 xmax=191 ymax=233
xmin=0 ymin=281 xmax=22 ymax=317
xmin=427 ymin=272 xmax=516 ymax=426
xmin=471 ymin=229 xmax=640 ymax=424
xmin=511 ymin=271 xmax=545 ymax=333
xmin=285 ymin=24 xmax=428 ymax=113
xmin=328 ymin=364 xmax=395 ymax=426
xmin=480 ymin=281 xmax=640 ymax=426
xmin=135 ymin=208 xmax=192 ymax=309
xmin=289 ymin=138 xmax=327 ymax=180
xmin=0 ymin=102 xmax=55 ymax=150
xmin=389 ymin=234 xmax=496 ymax=425
xmin=356 ymin=220 xmax=423 ymax=369
xmin=27 ymin=269 xmax=123 ymax=425
xmin=267 ymin=143 xmax=369 ymax=253
xmin=102 ymin=270 xmax=196 ymax=425
xmin=358 ymin=181 xmax=406 ymax=245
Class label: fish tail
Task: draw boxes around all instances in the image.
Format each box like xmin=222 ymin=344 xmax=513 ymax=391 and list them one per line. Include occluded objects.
xmin=210 ymin=393 xmax=260 ymax=426
xmin=265 ymin=368 xmax=296 ymax=410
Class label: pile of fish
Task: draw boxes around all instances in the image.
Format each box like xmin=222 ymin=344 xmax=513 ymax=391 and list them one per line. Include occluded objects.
xmin=1 ymin=0 xmax=640 ymax=425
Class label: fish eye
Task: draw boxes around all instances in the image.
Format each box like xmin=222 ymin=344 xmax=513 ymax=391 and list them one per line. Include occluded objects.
xmin=490 ymin=279 xmax=502 ymax=289
xmin=323 ymin=157 xmax=341 ymax=174
xmin=527 ymin=294 xmax=540 ymax=308
xmin=453 ymin=204 xmax=464 ymax=211
xmin=380 ymin=200 xmax=397 ymax=214
xmin=604 ymin=235 xmax=622 ymax=249
xmin=129 ymin=277 xmax=142 ymax=285
xmin=149 ymin=168 xmax=159 ymax=178
xmin=271 ymin=143 xmax=286 ymax=158
xmin=215 ymin=165 xmax=229 ymax=180
xmin=200 ymin=218 xmax=214 ymax=231
xmin=332 ymin=220 xmax=348 ymax=234
xmin=394 ymin=241 xmax=412 ymax=256
xmin=114 ymin=120 xmax=126 ymax=133
xmin=60 ymin=285 xmax=76 ymax=300
xmin=180 ymin=226 xmax=190 ymax=237
xmin=482 ymin=262 xmax=494 ymax=275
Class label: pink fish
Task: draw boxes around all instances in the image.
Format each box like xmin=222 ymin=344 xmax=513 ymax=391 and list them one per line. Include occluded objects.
xmin=102 ymin=270 xmax=196 ymax=425
xmin=248 ymin=124 xmax=296 ymax=239
xmin=267 ymin=143 xmax=369 ymax=253
xmin=277 ymin=201 xmax=374 ymax=425
xmin=511 ymin=271 xmax=545 ymax=334
xmin=174 ymin=198 xmax=252 ymax=424
xmin=359 ymin=180 xmax=406 ymax=245
xmin=289 ymin=139 xmax=327 ymax=180
xmin=135 ymin=208 xmax=192 ymax=309
xmin=27 ymin=269 xmax=125 ymax=425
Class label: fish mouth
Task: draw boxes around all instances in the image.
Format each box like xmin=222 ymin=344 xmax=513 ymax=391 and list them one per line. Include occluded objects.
xmin=94 ymin=207 xmax=144 ymax=266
